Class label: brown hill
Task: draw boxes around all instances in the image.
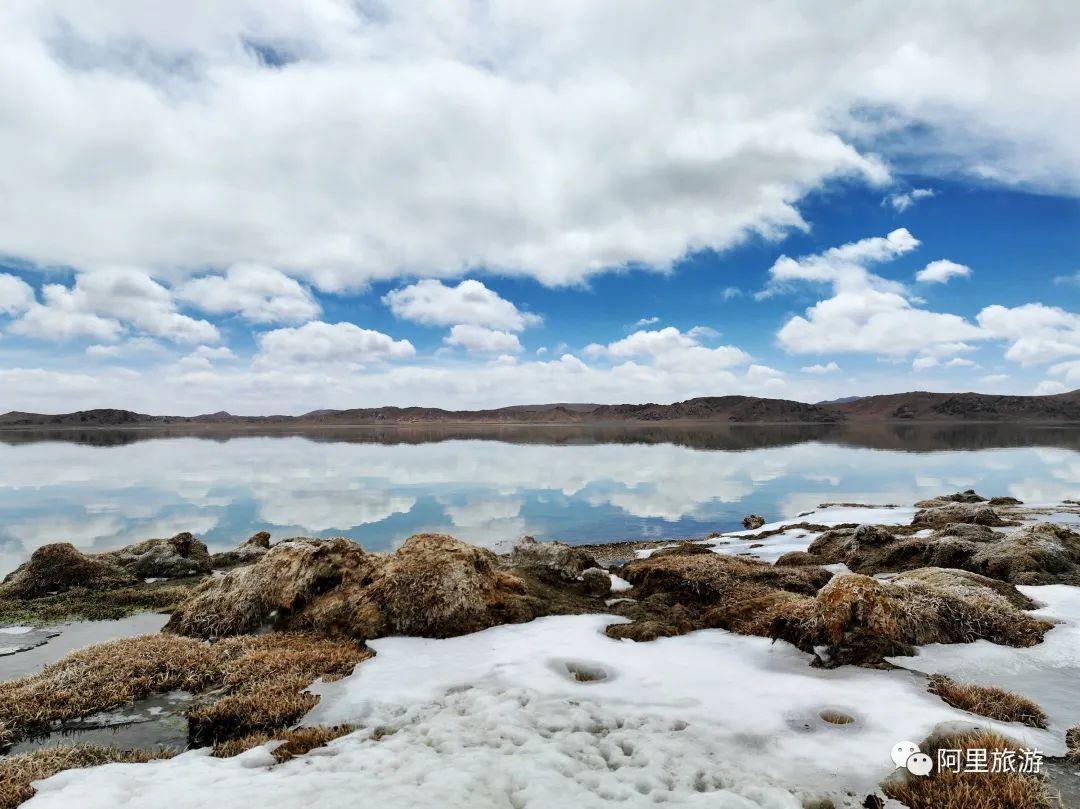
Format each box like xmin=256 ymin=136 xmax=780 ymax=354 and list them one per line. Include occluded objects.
xmin=831 ymin=390 xmax=1080 ymax=421
xmin=0 ymin=390 xmax=1077 ymax=429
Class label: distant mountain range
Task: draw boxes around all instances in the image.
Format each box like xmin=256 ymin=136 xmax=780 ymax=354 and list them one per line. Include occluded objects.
xmin=2 ymin=390 xmax=1079 ymax=428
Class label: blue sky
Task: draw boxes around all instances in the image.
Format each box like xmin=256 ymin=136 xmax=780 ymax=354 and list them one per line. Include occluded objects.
xmin=0 ymin=2 xmax=1077 ymax=414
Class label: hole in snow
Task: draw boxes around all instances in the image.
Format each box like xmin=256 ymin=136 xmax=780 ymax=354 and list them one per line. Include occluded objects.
xmin=551 ymin=659 xmax=613 ymax=683
xmin=818 ymin=709 xmax=855 ymax=726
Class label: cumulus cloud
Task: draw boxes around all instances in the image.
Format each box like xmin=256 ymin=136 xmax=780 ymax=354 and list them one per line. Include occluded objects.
xmin=384 ymin=280 xmax=540 ymax=331
xmin=592 ymin=327 xmax=752 ymax=371
xmin=633 ymin=316 xmax=660 ymax=327
xmin=11 ymin=285 xmax=123 ymax=342
xmin=10 ymin=3 xmax=1080 ymax=291
xmin=177 ymin=265 xmax=320 ymax=324
xmin=1049 ymin=359 xmax=1080 ymax=385
xmin=883 ymin=188 xmax=935 ymax=212
xmin=444 ymin=325 xmax=523 ymax=355
xmin=801 ymin=362 xmax=840 ymax=374
xmin=10 ymin=269 xmax=217 ymax=344
xmin=0 ymin=273 xmax=34 ymax=316
xmin=256 ymin=321 xmax=415 ymax=366
xmin=916 ymin=259 xmax=971 ymax=284
xmin=977 ymin=303 xmax=1080 ymax=365
xmin=771 ymin=229 xmax=984 ymax=357
xmin=1034 ymin=380 xmax=1068 ymax=395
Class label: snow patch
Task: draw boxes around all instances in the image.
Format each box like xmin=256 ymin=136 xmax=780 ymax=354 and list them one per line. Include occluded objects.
xmin=28 ymin=615 xmax=1062 ymax=809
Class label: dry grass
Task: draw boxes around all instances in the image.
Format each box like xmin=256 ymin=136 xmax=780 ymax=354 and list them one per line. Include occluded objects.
xmin=882 ymin=730 xmax=1056 ymax=809
xmin=212 ymin=724 xmax=355 ymax=760
xmin=928 ymin=675 xmax=1048 ymax=728
xmin=170 ymin=534 xmax=540 ymax=641
xmin=813 ymin=572 xmax=1052 ymax=665
xmin=0 ymin=582 xmax=194 ymax=624
xmin=0 ymin=744 xmax=172 ymax=809
xmin=1068 ymin=725 xmax=1079 ymax=762
xmin=0 ymin=633 xmax=370 ymax=747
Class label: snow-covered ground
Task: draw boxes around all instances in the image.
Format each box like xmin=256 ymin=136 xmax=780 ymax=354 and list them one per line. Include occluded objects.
xmin=27 ymin=614 xmax=1062 ymax=809
xmin=18 ymin=501 xmax=1080 ymax=808
xmin=888 ymin=584 xmax=1080 ymax=735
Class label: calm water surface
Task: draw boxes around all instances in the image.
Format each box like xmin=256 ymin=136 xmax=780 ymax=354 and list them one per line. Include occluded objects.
xmin=1 ymin=423 xmax=1077 ymax=576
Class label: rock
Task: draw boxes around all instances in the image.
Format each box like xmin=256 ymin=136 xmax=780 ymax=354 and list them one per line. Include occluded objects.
xmin=913 ymin=490 xmax=987 ymax=508
xmin=245 ymin=531 xmax=271 ymax=549
xmin=932 ymin=523 xmax=998 ymax=542
xmin=580 ymin=567 xmax=611 ymax=597
xmin=911 ymin=503 xmax=1007 ymax=529
xmin=742 ymin=514 xmax=766 ymax=530
xmin=604 ymin=551 xmax=829 ymax=647
xmin=988 ymin=496 xmax=1023 ymax=506
xmin=813 ymin=570 xmax=1052 ymax=666
xmin=210 ymin=532 xmax=273 ymax=569
xmin=967 ymin=521 xmax=1080 ymax=585
xmin=0 ymin=543 xmax=135 ymax=599
xmin=648 ymin=542 xmax=715 ymax=559
xmin=808 ymin=519 xmax=1080 ymax=584
xmin=774 ymin=551 xmax=824 ymax=567
xmin=852 ymin=524 xmax=895 ymax=545
xmin=168 ymin=537 xmax=380 ymax=636
xmin=102 ymin=532 xmax=212 ymax=579
xmin=507 ymin=536 xmax=599 ymax=583
xmin=349 ymin=533 xmax=537 ymax=638
xmin=943 ymin=489 xmax=988 ymax=503
xmin=169 ymin=533 xmax=540 ymax=641
xmin=605 ymin=620 xmax=686 ymax=642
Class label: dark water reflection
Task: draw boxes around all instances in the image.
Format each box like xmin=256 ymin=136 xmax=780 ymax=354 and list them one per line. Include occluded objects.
xmin=1 ymin=423 xmax=1077 ymax=576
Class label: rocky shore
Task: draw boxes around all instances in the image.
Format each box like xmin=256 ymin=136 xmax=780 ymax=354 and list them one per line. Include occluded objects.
xmin=1 ymin=493 xmax=1079 ymax=808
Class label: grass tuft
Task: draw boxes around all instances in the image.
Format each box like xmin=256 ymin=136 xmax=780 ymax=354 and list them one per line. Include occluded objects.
xmin=0 ymin=744 xmax=172 ymax=809
xmin=882 ymin=730 xmax=1057 ymax=809
xmin=212 ymin=724 xmax=355 ymax=761
xmin=928 ymin=675 xmax=1048 ymax=728
xmin=0 ymin=633 xmax=370 ymax=747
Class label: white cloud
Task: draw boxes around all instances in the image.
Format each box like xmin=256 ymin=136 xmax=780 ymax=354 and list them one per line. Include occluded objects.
xmin=977 ymin=303 xmax=1080 ymax=365
xmin=801 ymin=362 xmax=840 ymax=374
xmin=86 ymin=337 xmax=165 ymax=358
xmin=945 ymin=357 xmax=976 ymax=368
xmin=255 ymin=321 xmax=415 ymax=366
xmin=0 ymin=273 xmax=34 ymax=316
xmin=1034 ymin=380 xmax=1068 ymax=396
xmin=771 ymin=229 xmax=985 ymax=357
xmin=11 ymin=285 xmax=123 ymax=342
xmin=384 ymin=280 xmax=540 ymax=332
xmin=916 ymin=259 xmax=971 ymax=284
xmin=720 ymin=287 xmax=742 ymax=301
xmin=883 ymin=188 xmax=935 ymax=212
xmin=10 ymin=269 xmax=217 ymax=344
xmin=15 ymin=3 xmax=1080 ymax=291
xmin=912 ymin=356 xmax=939 ymax=371
xmin=633 ymin=316 xmax=660 ymax=327
xmin=1054 ymin=271 xmax=1080 ymax=286
xmin=444 ymin=325 xmax=523 ymax=355
xmin=177 ymin=264 xmax=320 ymax=324
xmin=1049 ymin=359 xmax=1080 ymax=385
xmin=763 ymin=228 xmax=918 ymax=297
xmin=980 ymin=374 xmax=1010 ymax=385
xmin=191 ymin=345 xmax=237 ymax=362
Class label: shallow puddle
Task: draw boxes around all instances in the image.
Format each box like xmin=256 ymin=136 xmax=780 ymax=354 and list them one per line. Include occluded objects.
xmin=0 ymin=612 xmax=170 ymax=681
xmin=6 ymin=691 xmax=192 ymax=757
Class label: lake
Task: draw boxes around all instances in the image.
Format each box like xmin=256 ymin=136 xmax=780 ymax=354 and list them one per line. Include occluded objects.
xmin=1 ymin=423 xmax=1078 ymax=577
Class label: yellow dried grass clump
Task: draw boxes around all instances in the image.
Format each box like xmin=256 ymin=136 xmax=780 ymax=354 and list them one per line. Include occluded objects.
xmin=882 ymin=730 xmax=1057 ymax=809
xmin=0 ymin=744 xmax=172 ymax=809
xmin=212 ymin=724 xmax=355 ymax=761
xmin=928 ymin=675 xmax=1048 ymax=728
xmin=0 ymin=632 xmax=370 ymax=747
